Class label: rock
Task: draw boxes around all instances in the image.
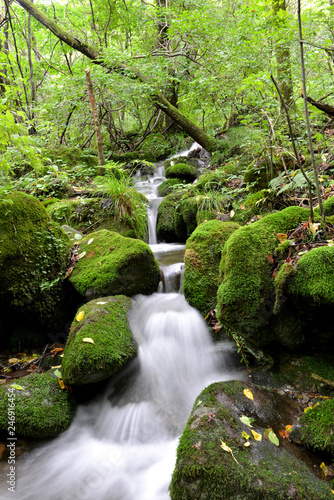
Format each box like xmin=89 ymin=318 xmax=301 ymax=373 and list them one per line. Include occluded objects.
xmin=216 ymin=206 xmax=309 ymax=356
xmin=165 ymin=163 xmax=197 ymax=183
xmin=291 ymin=398 xmax=334 ymax=456
xmin=183 ymin=220 xmax=240 ymax=317
xmin=170 ymin=380 xmax=332 ymax=499
xmin=61 ymin=296 xmax=137 ymax=385
xmin=0 ymin=372 xmax=76 ymax=439
xmin=157 ymin=191 xmax=184 ymax=243
xmin=69 ymin=229 xmax=160 ymax=299
xmin=0 ymin=192 xmax=71 ymax=344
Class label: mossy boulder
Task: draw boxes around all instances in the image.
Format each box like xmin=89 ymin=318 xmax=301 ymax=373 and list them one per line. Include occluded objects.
xmin=0 ymin=373 xmax=76 ymax=439
xmin=158 ymin=179 xmax=188 ymax=197
xmin=321 ymin=195 xmax=334 ymax=216
xmin=175 ymin=197 xmax=199 ymax=241
xmin=165 ymin=163 xmax=197 ymax=183
xmin=292 ymin=398 xmax=334 ymax=456
xmin=195 ymin=168 xmax=227 ymax=192
xmin=170 ymin=380 xmax=332 ymax=500
xmin=43 ymin=146 xmax=83 ymax=167
xmin=47 ymin=194 xmax=148 ymax=241
xmin=243 ymin=160 xmax=268 ymax=192
xmin=69 ymin=229 xmax=160 ymax=299
xmin=0 ymin=192 xmax=70 ymax=340
xmin=216 ymin=206 xmax=309 ymax=353
xmin=61 ymin=296 xmax=137 ymax=385
xmin=183 ymin=220 xmax=240 ymax=317
xmin=157 ymin=191 xmax=184 ymax=242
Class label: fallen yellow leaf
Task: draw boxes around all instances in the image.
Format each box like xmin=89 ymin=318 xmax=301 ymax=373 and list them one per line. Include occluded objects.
xmin=220 ymin=439 xmax=240 ymax=465
xmin=82 ymin=337 xmax=95 ymax=344
xmin=58 ymin=379 xmax=65 ymax=389
xmin=243 ymin=388 xmax=254 ymax=400
xmin=76 ymin=310 xmax=85 ymax=322
xmin=251 ymin=430 xmax=262 ymax=441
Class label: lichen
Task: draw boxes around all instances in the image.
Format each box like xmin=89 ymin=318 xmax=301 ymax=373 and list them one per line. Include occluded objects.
xmin=61 ymin=296 xmax=137 ymax=385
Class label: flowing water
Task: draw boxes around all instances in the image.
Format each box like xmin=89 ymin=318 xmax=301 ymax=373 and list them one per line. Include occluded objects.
xmin=0 ymin=147 xmax=246 ymax=499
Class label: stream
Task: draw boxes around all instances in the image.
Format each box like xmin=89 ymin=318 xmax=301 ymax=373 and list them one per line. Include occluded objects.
xmin=0 ymin=146 xmax=246 ymax=499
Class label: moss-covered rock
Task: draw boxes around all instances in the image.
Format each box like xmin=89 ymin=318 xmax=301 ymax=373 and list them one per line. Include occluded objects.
xmin=216 ymin=206 xmax=309 ymax=351
xmin=183 ymin=220 xmax=240 ymax=317
xmin=170 ymin=380 xmax=332 ymax=500
xmin=295 ymin=398 xmax=334 ymax=456
xmin=61 ymin=296 xmax=137 ymax=385
xmin=0 ymin=192 xmax=70 ymax=340
xmin=0 ymin=372 xmax=76 ymax=439
xmin=243 ymin=160 xmax=268 ymax=192
xmin=194 ymin=168 xmax=228 ymax=192
xmin=157 ymin=191 xmax=184 ymax=242
xmin=47 ymin=193 xmax=148 ymax=241
xmin=43 ymin=146 xmax=83 ymax=167
xmin=165 ymin=163 xmax=197 ymax=183
xmin=158 ymin=179 xmax=188 ymax=197
xmin=69 ymin=229 xmax=160 ymax=299
xmin=175 ymin=197 xmax=199 ymax=241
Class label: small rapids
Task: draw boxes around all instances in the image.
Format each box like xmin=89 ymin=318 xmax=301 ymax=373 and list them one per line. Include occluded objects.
xmin=0 ymin=294 xmax=245 ymax=500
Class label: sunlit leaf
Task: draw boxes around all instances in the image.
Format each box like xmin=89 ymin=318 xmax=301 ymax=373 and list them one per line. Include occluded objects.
xmin=264 ymin=428 xmax=279 ymax=446
xmin=320 ymin=462 xmax=327 ymax=476
xmin=58 ymin=379 xmax=65 ymax=389
xmin=82 ymin=337 xmax=95 ymax=344
xmin=54 ymin=369 xmax=62 ymax=378
xmin=96 ymin=302 xmax=107 ymax=305
xmin=240 ymin=415 xmax=254 ymax=427
xmin=244 ymin=441 xmax=251 ymax=447
xmin=309 ymin=222 xmax=320 ymax=235
xmin=10 ymin=384 xmax=24 ymax=390
xmin=76 ymin=310 xmax=85 ymax=322
xmin=74 ymin=233 xmax=83 ymax=240
xmin=251 ymin=430 xmax=262 ymax=441
xmin=88 ymin=238 xmax=94 ymax=245
xmin=243 ymin=388 xmax=254 ymax=400
xmin=78 ymin=252 xmax=86 ymax=259
xmin=242 ymin=431 xmax=250 ymax=440
xmin=220 ymin=439 xmax=240 ymax=464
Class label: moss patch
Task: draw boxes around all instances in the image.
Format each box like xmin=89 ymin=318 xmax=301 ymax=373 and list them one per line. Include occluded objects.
xmin=216 ymin=206 xmax=308 ymax=348
xmin=157 ymin=191 xmax=184 ymax=242
xmin=0 ymin=372 xmax=76 ymax=439
xmin=61 ymin=296 xmax=137 ymax=385
xmin=69 ymin=229 xmax=160 ymax=299
xmin=165 ymin=163 xmax=197 ymax=182
xmin=183 ymin=220 xmax=240 ymax=316
xmin=299 ymin=398 xmax=334 ymax=455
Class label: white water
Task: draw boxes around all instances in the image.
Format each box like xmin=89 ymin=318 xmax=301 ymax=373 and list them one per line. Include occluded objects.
xmin=0 ymin=146 xmax=246 ymax=500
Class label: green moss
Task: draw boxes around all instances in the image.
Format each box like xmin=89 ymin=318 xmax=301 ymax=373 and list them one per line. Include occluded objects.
xmin=43 ymin=146 xmax=82 ymax=166
xmin=216 ymin=206 xmax=308 ymax=347
xmin=175 ymin=197 xmax=198 ymax=241
xmin=61 ymin=296 xmax=137 ymax=385
xmin=195 ymin=168 xmax=227 ymax=192
xmin=165 ymin=163 xmax=197 ymax=182
xmin=158 ymin=179 xmax=188 ymax=197
xmin=0 ymin=192 xmax=70 ymax=333
xmin=299 ymin=398 xmax=334 ymax=455
xmin=183 ymin=220 xmax=240 ymax=316
xmin=0 ymin=373 xmax=76 ymax=439
xmin=288 ymin=246 xmax=334 ymax=304
xmin=157 ymin=191 xmax=184 ymax=242
xmin=69 ymin=229 xmax=160 ymax=298
xmin=318 ymin=195 xmax=334 ymax=216
xmin=243 ymin=161 xmax=268 ymax=192
xmin=47 ymin=192 xmax=148 ymax=241
xmin=170 ymin=380 xmax=332 ymax=500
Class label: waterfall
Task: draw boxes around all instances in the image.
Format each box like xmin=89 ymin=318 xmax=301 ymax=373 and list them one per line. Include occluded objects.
xmin=0 ymin=146 xmax=246 ymax=500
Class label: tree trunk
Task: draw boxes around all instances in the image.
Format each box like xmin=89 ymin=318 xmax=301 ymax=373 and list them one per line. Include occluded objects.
xmin=85 ymin=68 xmax=105 ymax=171
xmin=15 ymin=0 xmax=219 ymax=153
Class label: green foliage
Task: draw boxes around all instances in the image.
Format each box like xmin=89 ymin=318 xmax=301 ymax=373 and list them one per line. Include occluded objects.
xmin=299 ymin=399 xmax=334 ymax=455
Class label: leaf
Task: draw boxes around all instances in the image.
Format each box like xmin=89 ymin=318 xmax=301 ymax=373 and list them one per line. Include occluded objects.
xmin=277 ymin=233 xmax=287 ymax=242
xmin=251 ymin=430 xmax=262 ymax=441
xmin=266 ymin=254 xmax=274 ymax=265
xmin=264 ymin=428 xmax=279 ymax=446
xmin=242 ymin=431 xmax=250 ymax=440
xmin=58 ymin=379 xmax=65 ymax=390
xmin=87 ymin=238 xmax=94 ymax=245
xmin=220 ymin=439 xmax=240 ymax=464
xmin=240 ymin=415 xmax=254 ymax=427
xmin=229 ymin=210 xmax=235 ymax=218
xmin=54 ymin=369 xmax=62 ymax=378
xmin=74 ymin=233 xmax=83 ymax=240
xmin=82 ymin=337 xmax=95 ymax=344
xmin=76 ymin=310 xmax=85 ymax=322
xmin=244 ymin=441 xmax=251 ymax=447
xmin=10 ymin=384 xmax=24 ymax=390
xmin=243 ymin=388 xmax=254 ymax=400
xmin=320 ymin=462 xmax=327 ymax=476
xmin=78 ymin=251 xmax=86 ymax=259
xmin=96 ymin=301 xmax=107 ymax=305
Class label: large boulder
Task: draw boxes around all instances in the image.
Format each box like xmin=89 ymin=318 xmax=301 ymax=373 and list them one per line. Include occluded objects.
xmin=0 ymin=192 xmax=71 ymax=344
xmin=69 ymin=229 xmax=160 ymax=300
xmin=170 ymin=380 xmax=332 ymax=499
xmin=183 ymin=220 xmax=240 ymax=317
xmin=61 ymin=296 xmax=137 ymax=385
xmin=157 ymin=191 xmax=184 ymax=243
xmin=0 ymin=372 xmax=76 ymax=439
xmin=165 ymin=163 xmax=197 ymax=183
xmin=216 ymin=207 xmax=309 ymax=355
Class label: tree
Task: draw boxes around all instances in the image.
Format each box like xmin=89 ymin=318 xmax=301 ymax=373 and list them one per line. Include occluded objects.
xmin=14 ymin=0 xmax=219 ymax=152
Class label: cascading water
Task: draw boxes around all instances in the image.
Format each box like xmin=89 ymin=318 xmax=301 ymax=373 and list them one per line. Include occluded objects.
xmin=0 ymin=146 xmax=246 ymax=500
